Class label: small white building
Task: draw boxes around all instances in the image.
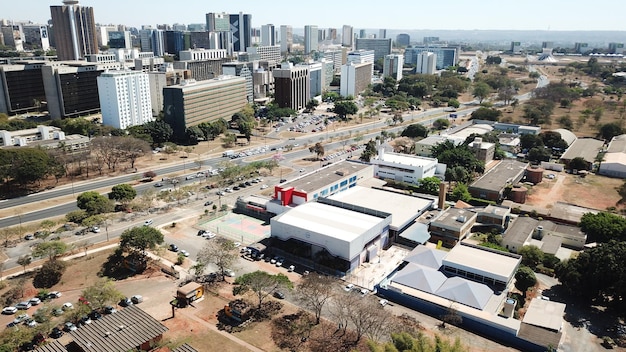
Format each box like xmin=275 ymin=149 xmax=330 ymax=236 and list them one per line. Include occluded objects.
xmin=371 ymin=147 xmax=445 ymax=184
xmin=97 ymin=70 xmax=153 ymax=129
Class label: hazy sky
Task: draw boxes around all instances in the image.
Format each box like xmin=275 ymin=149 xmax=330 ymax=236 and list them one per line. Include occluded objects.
xmin=4 ymin=0 xmax=626 ymax=31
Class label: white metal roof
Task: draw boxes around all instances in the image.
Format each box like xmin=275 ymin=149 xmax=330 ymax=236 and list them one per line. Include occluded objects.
xmin=442 ymin=244 xmax=521 ymax=284
xmin=378 ymin=151 xmax=438 ymax=168
xmin=523 ymin=298 xmax=566 ymax=331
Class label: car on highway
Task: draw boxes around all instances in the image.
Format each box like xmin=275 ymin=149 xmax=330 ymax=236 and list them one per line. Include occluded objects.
xmin=204 ymin=201 xmax=214 ymax=206
xmin=185 ymin=175 xmax=195 ymax=180
xmin=154 ymin=182 xmax=163 ymax=187
xmin=90 ymin=226 xmax=100 ymax=233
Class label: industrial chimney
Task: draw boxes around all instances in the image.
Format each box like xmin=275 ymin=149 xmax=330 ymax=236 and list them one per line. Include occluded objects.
xmin=438 ymin=182 xmax=447 ymax=210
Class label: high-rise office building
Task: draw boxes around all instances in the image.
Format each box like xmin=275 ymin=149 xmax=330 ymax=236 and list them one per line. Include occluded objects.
xmin=416 ymin=52 xmax=436 ymax=74
xmin=304 ymin=25 xmax=318 ymax=54
xmin=97 ymin=70 xmax=153 ymax=129
xmin=139 ymin=28 xmax=153 ymax=53
xmin=342 ymin=25 xmax=353 ymax=47
xmin=383 ymin=54 xmax=403 ymax=81
xmin=206 ymin=12 xmax=231 ymax=53
xmin=107 ymin=31 xmax=131 ymax=49
xmin=261 ymin=24 xmax=275 ymax=46
xmin=396 ymin=33 xmax=410 ymax=47
xmin=379 ymin=29 xmax=387 ymax=39
xmin=280 ymin=25 xmax=293 ymax=54
xmin=340 ymin=62 xmax=372 ymax=97
xmin=152 ymin=29 xmax=165 ymax=56
xmin=0 ymin=62 xmax=47 ymax=115
xmin=404 ymin=46 xmax=458 ymax=70
xmin=274 ymin=62 xmax=310 ymax=110
xmin=50 ymin=0 xmax=98 ymax=61
xmin=22 ymin=25 xmax=50 ymax=51
xmin=355 ymin=38 xmax=392 ymax=61
xmin=229 ymin=12 xmax=252 ymax=52
xmin=0 ymin=25 xmax=24 ymax=51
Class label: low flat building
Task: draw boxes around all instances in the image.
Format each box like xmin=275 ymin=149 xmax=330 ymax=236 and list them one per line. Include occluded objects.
xmin=0 ymin=125 xmax=89 ymax=151
xmin=469 ymin=160 xmax=528 ymax=201
xmin=502 ymin=216 xmax=586 ymax=254
xmin=415 ymin=135 xmax=465 ymax=157
xmin=428 ymin=207 xmax=477 ymax=247
xmin=268 ymin=160 xmax=374 ymax=214
xmin=270 ymin=198 xmax=392 ymax=273
xmin=598 ymin=134 xmax=626 ymax=178
xmin=468 ymin=137 xmax=495 ymax=163
xmin=560 ymin=138 xmax=603 ymax=169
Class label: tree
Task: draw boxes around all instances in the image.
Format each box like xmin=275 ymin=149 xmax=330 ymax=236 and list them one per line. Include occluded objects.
xmin=401 ymin=124 xmax=428 ymax=138
xmin=119 ymin=226 xmax=164 ymax=255
xmin=599 ymin=122 xmax=624 ymax=141
xmin=527 ymin=147 xmax=551 ymax=162
xmin=196 ymin=238 xmax=238 ymax=278
xmin=0 ymin=148 xmax=56 ymax=188
xmin=518 ymin=245 xmax=544 ymax=269
xmin=17 ymin=255 xmax=31 ymax=273
xmin=450 ymin=183 xmax=472 ymax=202
xmin=360 ymin=140 xmax=377 ymax=162
xmin=433 ymin=118 xmax=450 ymax=130
xmin=33 ymin=260 xmax=67 ymax=288
xmin=108 ymin=184 xmax=137 ymax=206
xmin=296 ymin=275 xmax=335 ymax=324
xmin=233 ymin=271 xmax=293 ymax=308
xmin=472 ymin=82 xmax=491 ymax=103
xmin=308 ymin=142 xmax=325 ymax=160
xmin=470 ymin=107 xmax=502 ymax=121
xmin=579 ymin=212 xmax=626 ymax=243
xmin=514 ymin=266 xmax=537 ymax=296
xmin=448 ymin=99 xmax=460 ymax=109
xmin=81 ymin=278 xmax=124 ymax=310
xmin=416 ymin=177 xmax=441 ymax=196
xmin=77 ymin=191 xmax=114 ymax=215
xmin=32 ymin=241 xmax=67 ymax=261
xmin=184 ymin=126 xmax=204 ymax=145
xmin=568 ymin=157 xmax=590 ymax=171
xmin=440 ymin=303 xmax=463 ymax=329
xmin=144 ymin=120 xmax=173 ymax=146
xmin=305 ymin=99 xmax=319 ymax=112
xmin=333 ymin=101 xmax=359 ymax=121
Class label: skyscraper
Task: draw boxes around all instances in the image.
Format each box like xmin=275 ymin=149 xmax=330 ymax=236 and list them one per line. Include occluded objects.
xmin=379 ymin=29 xmax=387 ymax=39
xmin=97 ymin=70 xmax=153 ymax=129
xmin=261 ymin=24 xmax=275 ymax=46
xmin=304 ymin=25 xmax=318 ymax=54
xmin=229 ymin=12 xmax=252 ymax=52
xmin=342 ymin=25 xmax=353 ymax=47
xmin=50 ymin=0 xmax=98 ymax=61
xmin=280 ymin=25 xmax=293 ymax=54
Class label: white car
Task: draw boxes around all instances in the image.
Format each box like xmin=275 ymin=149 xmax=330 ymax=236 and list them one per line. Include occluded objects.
xmin=360 ymin=289 xmax=369 ymax=297
xmin=144 ymin=219 xmax=153 ymax=226
xmin=180 ymin=250 xmax=190 ymax=257
xmin=343 ymin=284 xmax=354 ymax=292
xmin=260 ymin=184 xmax=268 ymax=190
xmin=379 ymin=299 xmax=389 ymax=307
xmin=203 ymin=232 xmax=216 ymax=239
xmin=288 ymin=265 xmax=295 ymax=272
xmin=233 ymin=242 xmax=241 ymax=248
xmin=224 ymin=269 xmax=235 ymax=277
xmin=2 ymin=306 xmax=17 ymax=315
xmin=185 ymin=175 xmax=195 ymax=180
xmin=91 ymin=226 xmax=100 ymax=233
xmin=62 ymin=302 xmax=74 ymax=310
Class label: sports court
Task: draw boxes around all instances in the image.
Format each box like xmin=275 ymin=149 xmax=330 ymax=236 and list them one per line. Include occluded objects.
xmin=198 ymin=212 xmax=271 ymax=245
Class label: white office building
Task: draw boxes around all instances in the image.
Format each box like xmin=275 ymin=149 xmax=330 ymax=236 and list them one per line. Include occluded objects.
xmin=261 ymin=24 xmax=275 ymax=46
xmin=371 ymin=146 xmax=445 ymax=184
xmin=280 ymin=25 xmax=293 ymax=54
xmin=97 ymin=70 xmax=153 ymax=129
xmin=178 ymin=48 xmax=227 ymax=61
xmin=340 ymin=62 xmax=372 ymax=97
xmin=342 ymin=25 xmax=353 ymax=47
xmin=416 ymin=51 xmax=437 ymax=74
xmin=304 ymin=25 xmax=318 ymax=54
xmin=383 ymin=54 xmax=404 ymax=81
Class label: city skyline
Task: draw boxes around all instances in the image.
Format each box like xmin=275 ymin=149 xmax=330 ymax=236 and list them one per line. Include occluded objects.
xmin=3 ymin=0 xmax=626 ymax=32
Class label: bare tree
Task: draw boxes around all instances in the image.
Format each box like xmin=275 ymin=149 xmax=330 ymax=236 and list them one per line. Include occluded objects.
xmin=440 ymin=302 xmax=463 ymax=329
xmin=296 ymin=274 xmax=336 ymax=324
xmin=196 ymin=237 xmax=238 ymax=278
xmin=118 ymin=137 xmax=151 ymax=169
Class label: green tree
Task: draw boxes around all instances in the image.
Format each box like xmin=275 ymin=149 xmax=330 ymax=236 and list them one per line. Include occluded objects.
xmin=470 ymin=107 xmax=502 ymax=121
xmin=448 ymin=99 xmax=460 ymax=109
xmin=33 ymin=260 xmax=67 ymax=288
xmin=76 ymin=191 xmax=114 ymax=215
xmin=450 ymin=183 xmax=472 ymax=202
xmin=518 ymin=245 xmax=544 ymax=269
xmin=568 ymin=157 xmax=590 ymax=171
xmin=0 ymin=148 xmax=56 ymax=188
xmin=108 ymin=184 xmax=137 ymax=205
xmin=234 ymin=270 xmax=293 ymax=308
xmin=81 ymin=278 xmax=124 ymax=310
xmin=308 ymin=142 xmax=325 ymax=160
xmin=599 ymin=122 xmax=623 ymax=141
xmin=119 ymin=226 xmax=164 ymax=255
xmin=360 ymin=140 xmax=377 ymax=162
xmin=333 ymin=101 xmax=359 ymax=121
xmin=514 ymin=266 xmax=537 ymax=296
xmin=305 ymin=99 xmax=319 ymax=112
xmin=472 ymin=82 xmax=491 ymax=103
xmin=416 ymin=177 xmax=441 ymax=196
xmin=401 ymin=124 xmax=428 ymax=138
xmin=433 ymin=118 xmax=450 ymax=130
xmin=579 ymin=212 xmax=626 ymax=243
xmin=527 ymin=147 xmax=551 ymax=162
xmin=32 ymin=241 xmax=68 ymax=261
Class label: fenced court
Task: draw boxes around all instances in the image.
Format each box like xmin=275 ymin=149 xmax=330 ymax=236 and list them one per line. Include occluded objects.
xmin=198 ymin=212 xmax=271 ymax=245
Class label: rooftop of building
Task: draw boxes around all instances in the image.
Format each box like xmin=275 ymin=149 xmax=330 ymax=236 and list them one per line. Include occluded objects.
xmin=607 ymin=134 xmax=626 ymax=153
xmin=551 ymin=128 xmax=577 ymax=146
xmin=271 ymin=201 xmax=386 ymax=243
xmin=328 ymin=186 xmax=433 ymax=230
xmin=479 ymin=204 xmax=511 ymax=219
xmin=560 ymin=137 xmax=604 ymax=163
xmin=431 ymin=207 xmax=476 ymax=230
xmin=442 ymin=242 xmax=522 ymax=284
xmin=164 ymin=75 xmax=244 ymax=90
xmin=68 ymin=305 xmax=168 ymax=352
xmin=277 ymin=160 xmax=372 ymax=194
xmin=602 ymin=151 xmax=626 ymax=165
xmin=376 ymin=151 xmax=438 ymax=167
xmin=444 ymin=123 xmax=493 ymax=140
xmin=470 ymin=160 xmax=528 ymax=192
xmin=522 ymin=298 xmax=566 ymax=331
xmin=416 ymin=135 xmax=465 ymax=147
xmin=503 ymin=216 xmax=538 ymax=248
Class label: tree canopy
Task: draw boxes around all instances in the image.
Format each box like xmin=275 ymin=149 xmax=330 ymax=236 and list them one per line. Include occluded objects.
xmin=333 ymin=101 xmax=359 ymax=120
xmin=401 ymin=124 xmax=428 ymax=138
xmin=234 ymin=270 xmax=292 ymax=308
xmin=119 ymin=226 xmax=164 ymax=255
xmin=109 ymin=184 xmax=137 ymax=204
xmin=579 ymin=212 xmax=626 ymax=243
xmin=32 ymin=241 xmax=68 ymax=261
xmin=82 ymin=278 xmax=124 ymax=310
xmin=196 ymin=237 xmax=238 ymax=278
xmin=77 ymin=191 xmax=114 ymax=215
xmin=514 ymin=266 xmax=537 ymax=295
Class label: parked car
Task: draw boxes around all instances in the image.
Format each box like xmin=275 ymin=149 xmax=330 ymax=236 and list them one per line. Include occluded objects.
xmin=52 ymin=308 xmax=64 ymax=317
xmin=343 ymin=284 xmax=354 ymax=292
xmin=24 ymin=318 xmax=37 ymax=327
xmin=63 ymin=322 xmax=77 ymax=332
xmin=288 ymin=265 xmax=295 ymax=272
xmin=88 ymin=310 xmax=102 ymax=320
xmin=47 ymin=291 xmax=62 ymax=299
xmin=119 ymin=297 xmax=133 ymax=307
xmin=61 ymin=302 xmax=73 ymax=310
xmin=204 ymin=201 xmax=214 ymax=206
xmin=379 ymin=299 xmax=389 ymax=307
xmin=260 ymin=184 xmax=268 ymax=189
xmin=24 ymin=234 xmax=35 ymax=241
xmin=224 ymin=269 xmax=235 ymax=277
xmin=154 ymin=182 xmax=164 ymax=187
xmin=49 ymin=327 xmax=63 ymax=339
xmin=90 ymin=226 xmax=100 ymax=233
xmin=16 ymin=302 xmax=31 ymax=310
xmin=169 ymin=244 xmax=179 ymax=252
xmin=273 ymin=291 xmax=285 ymax=299
xmin=13 ymin=314 xmax=30 ymax=324
xmin=103 ymin=306 xmax=117 ymax=314
xmin=180 ymin=249 xmax=190 ymax=257
xmin=131 ymin=295 xmax=143 ymax=304
xmin=79 ymin=316 xmax=92 ymax=326
xmin=360 ymin=289 xmax=369 ymax=297
xmin=28 ymin=298 xmax=41 ymax=306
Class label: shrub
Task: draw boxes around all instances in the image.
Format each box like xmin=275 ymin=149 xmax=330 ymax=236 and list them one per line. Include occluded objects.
xmin=33 ymin=260 xmax=67 ymax=288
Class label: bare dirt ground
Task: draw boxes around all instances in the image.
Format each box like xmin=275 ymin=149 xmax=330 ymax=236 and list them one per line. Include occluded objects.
xmin=525 ymin=173 xmax=624 ymax=211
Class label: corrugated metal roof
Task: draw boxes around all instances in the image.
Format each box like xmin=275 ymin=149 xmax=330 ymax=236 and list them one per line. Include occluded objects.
xmin=69 ymin=305 xmax=168 ymax=352
xmin=35 ymin=340 xmax=69 ymax=352
xmin=172 ymin=343 xmax=198 ymax=352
